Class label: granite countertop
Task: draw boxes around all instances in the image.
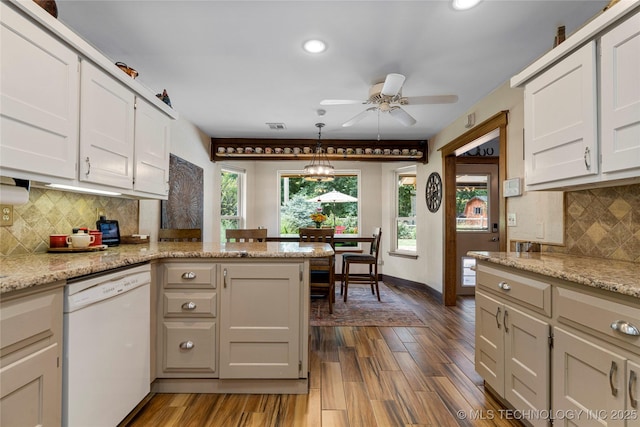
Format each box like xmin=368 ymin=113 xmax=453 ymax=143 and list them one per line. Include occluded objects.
xmin=468 ymin=251 xmax=640 ymax=298
xmin=0 ymin=241 xmax=334 ymax=295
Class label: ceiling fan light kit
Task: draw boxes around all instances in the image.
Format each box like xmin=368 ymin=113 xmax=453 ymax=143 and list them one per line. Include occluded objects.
xmin=321 ymin=73 xmax=458 ymax=129
xmin=451 ymin=0 xmax=482 ymax=11
xmin=304 ymin=123 xmax=335 ymax=182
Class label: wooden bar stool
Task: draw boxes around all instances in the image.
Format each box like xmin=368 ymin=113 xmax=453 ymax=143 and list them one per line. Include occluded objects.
xmin=340 ymin=227 xmax=382 ymax=302
xmin=225 ymin=228 xmax=267 ymax=242
xmin=299 ymin=227 xmax=335 ymax=313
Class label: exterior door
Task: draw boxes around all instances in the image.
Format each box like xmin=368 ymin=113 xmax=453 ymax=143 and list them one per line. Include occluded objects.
xmin=456 ymin=162 xmax=500 ymax=295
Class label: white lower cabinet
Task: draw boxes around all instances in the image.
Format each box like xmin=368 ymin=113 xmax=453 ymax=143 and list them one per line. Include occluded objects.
xmin=476 ymin=291 xmax=550 ymax=427
xmin=219 ymin=262 xmax=303 ymax=379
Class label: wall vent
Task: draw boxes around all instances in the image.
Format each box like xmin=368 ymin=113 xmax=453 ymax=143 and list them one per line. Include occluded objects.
xmin=266 ymin=122 xmax=287 ymax=130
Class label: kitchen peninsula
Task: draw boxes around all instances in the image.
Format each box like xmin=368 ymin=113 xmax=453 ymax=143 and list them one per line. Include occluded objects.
xmin=0 ymin=242 xmax=333 ymax=426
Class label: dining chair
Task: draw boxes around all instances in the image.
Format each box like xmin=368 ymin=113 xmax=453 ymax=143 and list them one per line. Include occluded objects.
xmin=340 ymin=227 xmax=382 ymax=302
xmin=299 ymin=227 xmax=335 ymax=313
xmin=158 ymin=228 xmax=202 ymax=242
xmin=225 ymin=228 xmax=267 ymax=242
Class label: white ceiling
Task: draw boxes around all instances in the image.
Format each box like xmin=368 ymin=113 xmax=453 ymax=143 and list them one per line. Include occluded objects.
xmin=56 ymin=0 xmax=608 ymax=142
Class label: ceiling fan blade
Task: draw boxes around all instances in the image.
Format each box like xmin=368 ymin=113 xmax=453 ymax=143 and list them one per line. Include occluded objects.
xmin=381 ymin=73 xmax=406 ymax=97
xmin=342 ymin=107 xmax=376 ymax=127
xmin=320 ymin=99 xmax=365 ymax=106
xmin=404 ymin=95 xmax=459 ymax=105
xmin=389 ymin=107 xmax=417 ymax=127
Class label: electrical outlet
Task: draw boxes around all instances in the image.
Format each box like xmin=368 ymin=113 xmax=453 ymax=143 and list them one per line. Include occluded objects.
xmin=1 ymin=205 xmax=14 ymax=226
xmin=507 ymin=213 xmax=517 ymax=227
xmin=536 ymin=221 xmax=545 ymax=239
xmin=96 ymin=208 xmax=105 ymax=220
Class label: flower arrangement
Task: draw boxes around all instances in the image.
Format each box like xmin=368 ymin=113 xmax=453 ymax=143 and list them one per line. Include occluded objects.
xmin=310 ymin=212 xmax=328 ymax=227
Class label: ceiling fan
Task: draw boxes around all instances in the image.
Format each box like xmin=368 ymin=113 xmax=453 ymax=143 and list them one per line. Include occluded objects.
xmin=320 ymin=73 xmax=458 ymax=127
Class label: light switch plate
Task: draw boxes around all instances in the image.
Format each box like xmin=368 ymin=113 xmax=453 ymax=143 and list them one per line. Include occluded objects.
xmin=507 ymin=213 xmax=517 ymax=227
xmin=1 ymin=205 xmax=14 ymax=226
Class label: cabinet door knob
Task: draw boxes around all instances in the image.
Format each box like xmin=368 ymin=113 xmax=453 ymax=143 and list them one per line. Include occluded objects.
xmin=179 ymin=340 xmax=195 ymax=350
xmin=181 ymin=301 xmax=196 ymax=310
xmin=610 ymin=320 xmax=640 ymax=336
xmin=181 ymin=272 xmax=196 ymax=280
xmin=610 ymin=361 xmax=619 ymax=397
xmin=498 ymin=281 xmax=511 ymax=291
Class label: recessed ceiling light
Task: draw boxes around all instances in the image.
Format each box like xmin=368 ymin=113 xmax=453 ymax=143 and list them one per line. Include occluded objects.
xmin=452 ymin=0 xmax=482 ymax=10
xmin=303 ymin=39 xmax=327 ymax=54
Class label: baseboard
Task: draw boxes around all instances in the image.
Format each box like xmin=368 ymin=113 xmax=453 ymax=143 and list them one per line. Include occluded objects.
xmin=381 ymin=274 xmax=443 ymax=302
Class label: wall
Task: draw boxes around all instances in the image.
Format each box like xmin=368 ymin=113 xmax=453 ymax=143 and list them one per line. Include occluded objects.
xmin=0 ymin=187 xmax=138 ymax=256
xmin=139 ymin=116 xmax=224 ymax=242
xmin=381 ymin=81 xmax=565 ymax=294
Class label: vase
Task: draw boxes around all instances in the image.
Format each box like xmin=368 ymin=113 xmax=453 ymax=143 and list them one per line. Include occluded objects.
xmin=314 ymin=222 xmax=322 ymax=228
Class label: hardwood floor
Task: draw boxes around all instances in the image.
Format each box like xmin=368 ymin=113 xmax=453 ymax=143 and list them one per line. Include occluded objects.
xmin=124 ymin=283 xmax=522 ymax=427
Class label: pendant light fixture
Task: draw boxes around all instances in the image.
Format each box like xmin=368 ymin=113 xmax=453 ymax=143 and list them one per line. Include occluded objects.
xmin=304 ymin=123 xmax=335 ymax=182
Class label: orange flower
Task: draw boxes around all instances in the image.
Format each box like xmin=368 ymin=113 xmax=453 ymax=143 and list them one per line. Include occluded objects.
xmin=310 ymin=212 xmax=328 ymax=223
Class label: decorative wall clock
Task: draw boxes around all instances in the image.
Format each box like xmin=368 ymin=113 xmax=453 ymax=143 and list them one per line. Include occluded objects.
xmin=425 ymin=172 xmax=442 ymax=213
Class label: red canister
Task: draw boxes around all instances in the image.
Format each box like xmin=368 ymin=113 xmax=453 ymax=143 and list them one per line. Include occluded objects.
xmin=49 ymin=234 xmax=68 ymax=248
xmin=89 ymin=229 xmax=102 ymax=246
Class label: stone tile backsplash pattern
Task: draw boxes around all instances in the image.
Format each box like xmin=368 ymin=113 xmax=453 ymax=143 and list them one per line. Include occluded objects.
xmin=562 ymin=184 xmax=640 ymax=262
xmin=0 ymin=188 xmax=138 ymax=256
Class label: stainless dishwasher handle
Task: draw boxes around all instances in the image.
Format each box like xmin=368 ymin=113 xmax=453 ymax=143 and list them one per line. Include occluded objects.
xmin=498 ymin=281 xmax=511 ymax=291
xmin=630 ymin=370 xmax=638 ymax=408
xmin=181 ymin=272 xmax=196 ymax=280
xmin=610 ymin=320 xmax=640 ymax=336
xmin=181 ymin=301 xmax=197 ymax=310
xmin=610 ymin=361 xmax=618 ymax=396
xmin=179 ymin=341 xmax=195 ymax=350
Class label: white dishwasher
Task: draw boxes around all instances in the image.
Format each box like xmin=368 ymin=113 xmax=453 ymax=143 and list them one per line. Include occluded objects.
xmin=63 ymin=264 xmax=151 ymax=427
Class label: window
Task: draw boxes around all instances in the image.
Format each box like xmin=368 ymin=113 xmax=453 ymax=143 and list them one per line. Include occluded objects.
xmin=279 ymin=172 xmax=359 ymax=244
xmin=394 ymin=166 xmax=417 ymax=253
xmin=220 ymin=168 xmax=245 ymax=240
xmin=456 ymin=173 xmax=489 ymax=231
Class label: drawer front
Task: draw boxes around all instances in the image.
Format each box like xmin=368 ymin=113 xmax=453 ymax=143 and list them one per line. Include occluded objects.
xmin=477 ymin=264 xmax=551 ymax=317
xmin=1 ymin=289 xmax=62 ymax=356
xmin=163 ymin=322 xmax=216 ymax=372
xmin=164 ymin=264 xmax=215 ymax=289
xmin=556 ymin=286 xmax=640 ymax=350
xmin=164 ymin=292 xmax=216 ymax=317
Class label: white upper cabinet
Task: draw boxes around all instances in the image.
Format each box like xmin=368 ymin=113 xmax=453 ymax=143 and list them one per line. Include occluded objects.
xmin=0 ymin=2 xmax=79 ymax=181
xmin=79 ymin=60 xmax=136 ymax=190
xmin=600 ymin=11 xmax=640 ymax=177
xmin=134 ymin=98 xmax=171 ymax=196
xmin=524 ymin=42 xmax=598 ymax=187
xmin=514 ymin=4 xmax=640 ymax=191
xmin=0 ymin=0 xmax=176 ymax=199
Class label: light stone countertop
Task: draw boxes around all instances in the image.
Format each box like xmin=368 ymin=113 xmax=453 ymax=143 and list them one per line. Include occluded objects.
xmin=0 ymin=241 xmax=334 ymax=295
xmin=468 ymin=251 xmax=640 ymax=299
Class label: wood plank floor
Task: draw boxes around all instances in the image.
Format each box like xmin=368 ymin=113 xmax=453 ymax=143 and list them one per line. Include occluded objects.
xmin=124 ymin=283 xmax=522 ymax=427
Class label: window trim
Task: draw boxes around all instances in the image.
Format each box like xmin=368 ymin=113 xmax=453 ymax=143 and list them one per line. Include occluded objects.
xmin=220 ymin=166 xmax=246 ymax=230
xmin=391 ymin=165 xmax=417 ymax=255
xmin=277 ymin=169 xmax=362 ymax=239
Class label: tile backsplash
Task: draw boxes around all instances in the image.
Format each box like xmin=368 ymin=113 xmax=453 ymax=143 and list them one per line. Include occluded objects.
xmin=0 ymin=188 xmax=138 ymax=256
xmin=560 ymin=184 xmax=640 ymax=262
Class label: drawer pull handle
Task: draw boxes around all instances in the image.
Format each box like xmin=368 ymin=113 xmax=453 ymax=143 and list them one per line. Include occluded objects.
xmin=498 ymin=281 xmax=511 ymax=291
xmin=179 ymin=341 xmax=195 ymax=350
xmin=495 ymin=307 xmax=501 ymax=329
xmin=610 ymin=361 xmax=618 ymax=397
xmin=610 ymin=320 xmax=640 ymax=336
xmin=584 ymin=146 xmax=591 ymax=170
xmin=630 ymin=370 xmax=638 ymax=408
xmin=181 ymin=272 xmax=196 ymax=280
xmin=223 ymin=268 xmax=228 ymax=288
xmin=181 ymin=301 xmax=197 ymax=310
